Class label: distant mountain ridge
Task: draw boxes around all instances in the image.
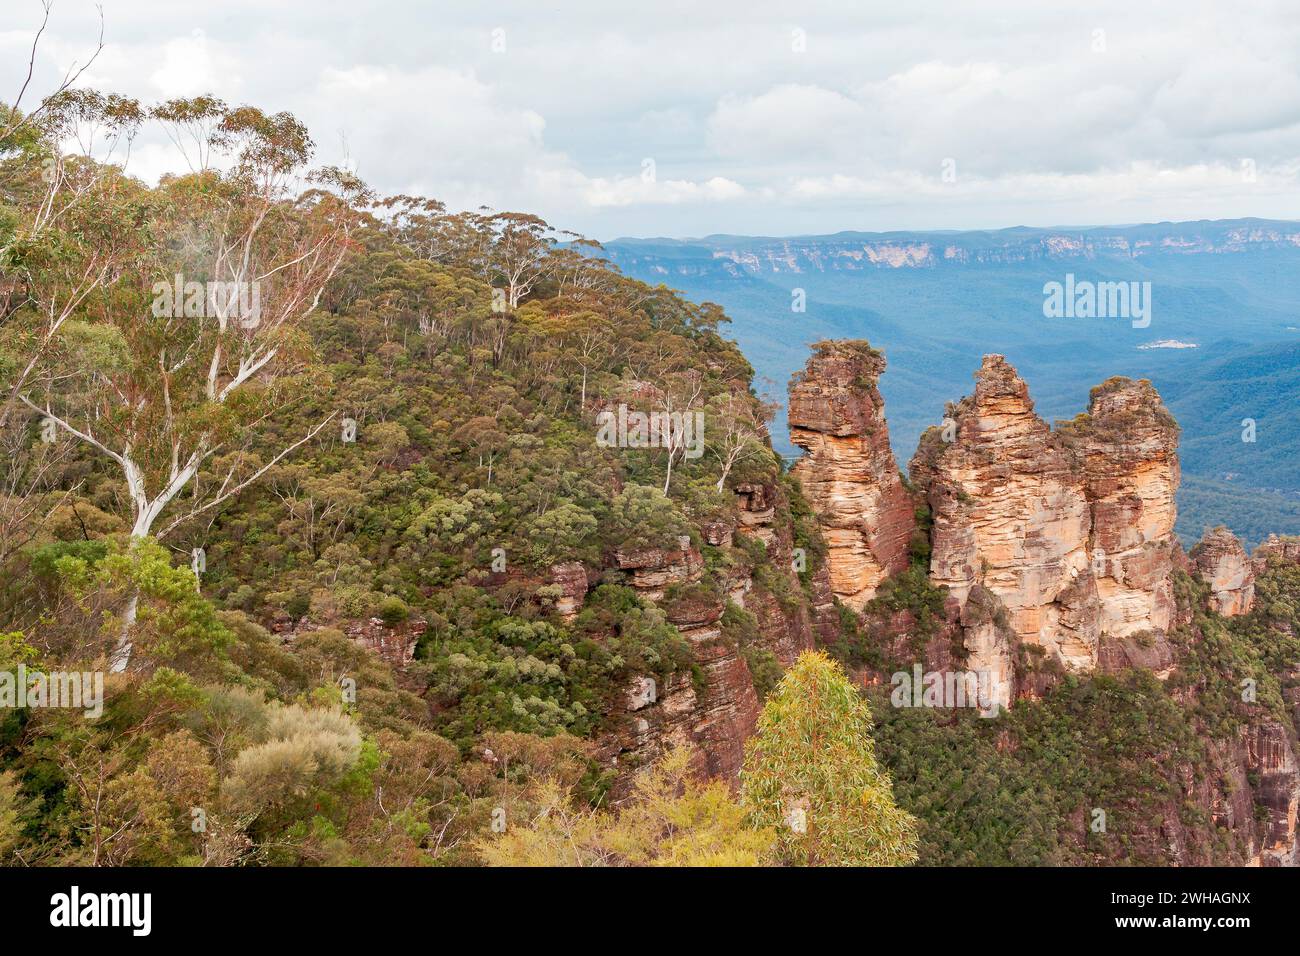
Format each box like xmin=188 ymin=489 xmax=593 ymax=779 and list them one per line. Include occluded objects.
xmin=605 ymin=218 xmax=1300 ymax=277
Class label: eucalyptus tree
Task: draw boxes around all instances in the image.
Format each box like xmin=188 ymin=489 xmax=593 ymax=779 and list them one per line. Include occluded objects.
xmin=741 ymin=651 xmax=919 ymax=866
xmin=21 ymin=97 xmax=367 ymax=669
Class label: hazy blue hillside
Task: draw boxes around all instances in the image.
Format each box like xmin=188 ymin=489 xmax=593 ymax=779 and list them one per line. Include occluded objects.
xmin=604 ymin=219 xmax=1300 ymax=546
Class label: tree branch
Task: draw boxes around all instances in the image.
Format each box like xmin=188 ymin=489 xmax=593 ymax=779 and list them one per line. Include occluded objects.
xmin=154 ymin=413 xmax=336 ymax=539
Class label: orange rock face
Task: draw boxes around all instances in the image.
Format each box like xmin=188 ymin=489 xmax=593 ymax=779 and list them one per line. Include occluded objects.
xmin=547 ymin=561 xmax=589 ymax=620
xmin=783 ymin=340 xmax=1297 ymax=862
xmin=912 ymin=355 xmax=1099 ymax=671
xmin=1060 ymin=377 xmax=1181 ymax=639
xmin=788 ymin=341 xmax=914 ymax=609
xmin=789 ymin=341 xmax=1271 ymax=698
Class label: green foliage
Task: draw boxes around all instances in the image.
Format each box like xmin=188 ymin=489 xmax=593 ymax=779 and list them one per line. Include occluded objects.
xmin=740 ymin=651 xmax=919 ymax=866
xmin=520 ymin=502 xmax=598 ymax=567
xmin=222 ymin=699 xmax=363 ymax=816
xmin=98 ymin=539 xmax=234 ymax=672
xmin=1176 ymin=475 xmax=1300 ymax=550
xmin=825 ymin=565 xmax=948 ymax=672
xmin=873 ymin=673 xmax=1210 ymax=866
xmin=0 ymin=771 xmax=30 ymax=862
xmin=476 ymin=745 xmax=775 ymax=866
xmin=606 ymin=484 xmax=691 ymax=553
xmin=0 ymin=151 xmax=665 ymax=854
xmin=0 ymin=631 xmax=38 ymax=670
xmin=742 ymin=647 xmax=783 ymax=703
xmin=376 ymin=596 xmax=410 ymax=627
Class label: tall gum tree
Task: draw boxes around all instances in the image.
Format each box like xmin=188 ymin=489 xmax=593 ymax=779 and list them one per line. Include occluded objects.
xmin=20 ymin=97 xmax=365 ymax=670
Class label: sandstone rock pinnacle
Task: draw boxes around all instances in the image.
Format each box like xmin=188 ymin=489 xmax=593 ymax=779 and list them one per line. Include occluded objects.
xmin=788 ymin=340 xmax=914 ymax=608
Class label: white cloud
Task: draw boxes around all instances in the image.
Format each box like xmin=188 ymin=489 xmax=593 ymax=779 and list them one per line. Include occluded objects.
xmin=311 ymin=64 xmax=740 ymax=217
xmin=582 ymin=174 xmax=746 ymax=207
xmin=315 ymin=63 xmax=552 ymax=206
xmin=148 ymin=29 xmax=225 ymax=98
xmin=708 ymin=84 xmax=866 ymax=160
xmin=3 ymin=0 xmax=1299 ymax=236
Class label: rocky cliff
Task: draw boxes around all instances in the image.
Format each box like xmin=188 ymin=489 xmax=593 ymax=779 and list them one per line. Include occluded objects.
xmin=902 ymin=360 xmax=1198 ymax=681
xmin=793 ymin=341 xmax=1297 ymax=866
xmin=596 ymin=477 xmax=831 ymax=798
xmin=788 ymin=341 xmax=914 ymax=609
xmin=603 ymin=541 xmax=760 ymax=788
xmin=1052 ymin=377 xmax=1184 ymax=676
xmin=1256 ymin=534 xmax=1300 ymax=571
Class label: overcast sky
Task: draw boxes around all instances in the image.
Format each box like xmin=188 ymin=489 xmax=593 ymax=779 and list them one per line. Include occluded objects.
xmin=3 ymin=0 xmax=1299 ymax=239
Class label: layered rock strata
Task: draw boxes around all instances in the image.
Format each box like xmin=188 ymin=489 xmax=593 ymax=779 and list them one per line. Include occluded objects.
xmin=788 ymin=341 xmax=914 ymax=609
xmin=1060 ymin=377 xmax=1180 ymax=639
xmin=598 ymin=480 xmax=831 ymax=797
xmin=1255 ymin=534 xmax=1300 ymax=573
xmin=787 ymin=341 xmax=1296 ymax=864
xmin=598 ymin=542 xmax=759 ymax=792
xmin=910 ymin=355 xmax=1099 ymax=671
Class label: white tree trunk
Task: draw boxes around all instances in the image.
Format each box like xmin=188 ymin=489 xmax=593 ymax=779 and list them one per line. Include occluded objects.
xmin=108 ymin=591 xmax=138 ymax=673
xmin=111 ymin=453 xmax=195 ymax=672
